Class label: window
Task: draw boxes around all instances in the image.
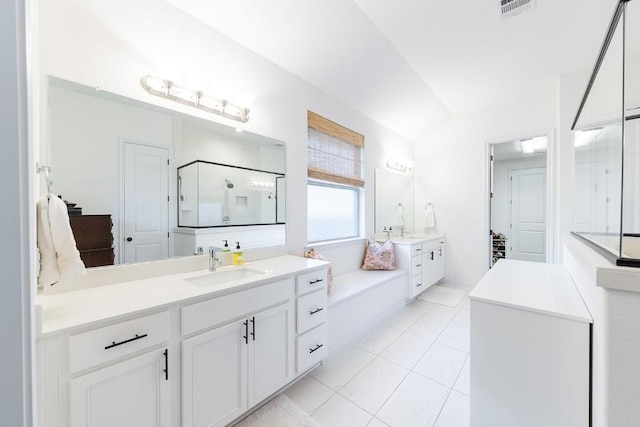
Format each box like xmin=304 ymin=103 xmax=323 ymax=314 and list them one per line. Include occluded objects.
xmin=307 ymin=111 xmax=364 ymax=242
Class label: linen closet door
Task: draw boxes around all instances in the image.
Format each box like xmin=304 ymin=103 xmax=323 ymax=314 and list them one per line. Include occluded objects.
xmin=123 ymin=142 xmax=169 ymax=264
xmin=509 ymin=167 xmax=546 ymax=262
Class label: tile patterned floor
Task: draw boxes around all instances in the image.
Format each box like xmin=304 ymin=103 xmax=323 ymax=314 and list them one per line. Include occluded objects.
xmin=283 ymin=286 xmax=471 ymax=427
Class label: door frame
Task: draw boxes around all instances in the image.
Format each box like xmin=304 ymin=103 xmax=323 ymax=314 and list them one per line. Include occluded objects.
xmin=118 ymin=139 xmax=173 ymax=264
xmin=485 ymin=130 xmax=556 ymax=269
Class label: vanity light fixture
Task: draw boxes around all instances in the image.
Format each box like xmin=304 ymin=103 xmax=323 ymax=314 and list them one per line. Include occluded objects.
xmin=140 ymin=75 xmax=250 ymax=123
xmin=386 ymin=159 xmax=414 ymax=174
xmin=249 ymin=181 xmax=275 ymax=190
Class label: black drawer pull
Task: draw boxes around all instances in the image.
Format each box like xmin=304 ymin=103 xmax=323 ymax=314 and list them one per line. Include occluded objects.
xmin=309 ymin=344 xmax=324 ymax=354
xmin=416 ymin=248 xmax=422 ymax=251
xmin=416 ymin=264 xmax=422 ymax=268
xmin=105 ymin=333 xmax=148 ymax=350
xmin=310 ymin=278 xmax=324 ymax=284
xmin=243 ymin=320 xmax=249 ymax=344
xmin=416 ymin=282 xmax=422 ymax=287
xmin=163 ymin=349 xmax=169 ymax=381
xmin=309 ymin=307 xmax=324 ymax=315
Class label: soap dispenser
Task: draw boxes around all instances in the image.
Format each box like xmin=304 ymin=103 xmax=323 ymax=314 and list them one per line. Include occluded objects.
xmin=221 ymin=240 xmax=231 ymax=264
xmin=233 ymin=242 xmax=243 ymax=265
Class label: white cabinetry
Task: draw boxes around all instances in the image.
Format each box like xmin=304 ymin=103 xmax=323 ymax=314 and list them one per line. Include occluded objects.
xmin=69 ymin=349 xmax=170 ymax=427
xmin=182 ymin=302 xmax=292 ymax=427
xmin=394 ymin=236 xmax=445 ymax=299
xmin=295 ymin=268 xmax=328 ymax=373
xmin=469 ymin=260 xmax=592 ymax=427
xmin=181 ymin=278 xmax=294 ymax=427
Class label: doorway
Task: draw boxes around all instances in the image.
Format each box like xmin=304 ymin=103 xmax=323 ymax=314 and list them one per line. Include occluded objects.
xmin=122 ymin=142 xmax=170 ymax=264
xmin=489 ymin=135 xmax=551 ymax=267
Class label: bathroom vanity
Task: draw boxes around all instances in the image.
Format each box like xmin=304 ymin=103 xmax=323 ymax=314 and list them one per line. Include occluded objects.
xmin=392 ymin=234 xmax=446 ymax=299
xmin=36 ymin=255 xmax=329 ymax=427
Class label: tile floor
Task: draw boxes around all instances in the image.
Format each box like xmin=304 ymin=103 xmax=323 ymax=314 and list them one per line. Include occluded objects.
xmin=283 ymin=286 xmax=471 ymax=427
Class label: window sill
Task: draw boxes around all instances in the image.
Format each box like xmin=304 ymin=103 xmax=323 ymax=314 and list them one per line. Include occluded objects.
xmin=305 ymin=236 xmax=366 ymax=250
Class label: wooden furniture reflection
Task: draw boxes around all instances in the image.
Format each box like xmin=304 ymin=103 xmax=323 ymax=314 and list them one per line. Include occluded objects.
xmin=69 ymin=215 xmax=114 ymax=267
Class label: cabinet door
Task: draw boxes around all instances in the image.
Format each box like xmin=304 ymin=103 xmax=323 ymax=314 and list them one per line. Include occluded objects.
xmin=69 ymin=349 xmax=170 ymax=427
xmin=422 ymin=250 xmax=438 ymax=290
xmin=182 ymin=321 xmax=247 ymax=427
xmin=436 ymin=246 xmax=445 ymax=282
xmin=248 ymin=303 xmax=293 ymax=407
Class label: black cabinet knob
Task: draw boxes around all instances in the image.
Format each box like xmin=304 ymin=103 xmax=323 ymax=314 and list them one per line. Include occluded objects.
xmin=126 ymin=237 xmax=133 ymax=242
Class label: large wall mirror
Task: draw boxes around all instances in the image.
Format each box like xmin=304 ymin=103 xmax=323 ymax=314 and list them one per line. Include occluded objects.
xmin=374 ymin=168 xmax=415 ymax=236
xmin=46 ymin=77 xmax=286 ymax=267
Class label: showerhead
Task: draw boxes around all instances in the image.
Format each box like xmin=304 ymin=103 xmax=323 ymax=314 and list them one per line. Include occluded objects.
xmin=225 ymin=179 xmax=234 ymax=189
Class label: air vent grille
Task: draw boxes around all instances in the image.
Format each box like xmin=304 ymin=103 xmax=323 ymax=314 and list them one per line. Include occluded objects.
xmin=500 ymin=0 xmax=536 ymax=18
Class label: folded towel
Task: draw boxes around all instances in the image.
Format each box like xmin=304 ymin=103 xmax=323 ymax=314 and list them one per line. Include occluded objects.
xmin=37 ymin=195 xmax=86 ymax=286
xmin=425 ymin=203 xmax=436 ymax=229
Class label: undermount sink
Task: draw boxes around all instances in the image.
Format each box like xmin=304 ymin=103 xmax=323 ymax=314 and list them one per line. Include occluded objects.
xmin=186 ymin=267 xmax=266 ymax=287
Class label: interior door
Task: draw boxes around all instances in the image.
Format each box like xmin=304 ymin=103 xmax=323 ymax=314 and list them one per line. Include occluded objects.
xmin=123 ymin=142 xmax=169 ymax=264
xmin=509 ymin=167 xmax=546 ymax=262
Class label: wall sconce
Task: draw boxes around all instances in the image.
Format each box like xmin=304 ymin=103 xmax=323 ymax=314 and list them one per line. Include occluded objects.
xmin=140 ymin=75 xmax=251 ymax=123
xmin=386 ymin=159 xmax=414 ymax=174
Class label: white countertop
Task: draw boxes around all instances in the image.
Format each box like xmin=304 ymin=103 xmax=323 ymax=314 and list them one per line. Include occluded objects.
xmin=36 ymin=255 xmax=328 ymax=337
xmin=469 ymin=259 xmax=592 ymax=323
xmin=378 ymin=232 xmax=446 ymax=245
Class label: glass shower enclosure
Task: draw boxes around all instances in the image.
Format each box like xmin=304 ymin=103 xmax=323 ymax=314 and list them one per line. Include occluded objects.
xmin=572 ymin=0 xmax=640 ymax=266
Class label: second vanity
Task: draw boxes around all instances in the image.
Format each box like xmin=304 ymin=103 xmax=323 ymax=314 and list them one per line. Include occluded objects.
xmin=36 ymin=255 xmax=329 ymax=427
xmin=391 ymin=234 xmax=446 ymax=299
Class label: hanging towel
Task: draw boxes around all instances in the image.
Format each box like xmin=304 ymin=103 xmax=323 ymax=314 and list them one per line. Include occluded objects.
xmin=37 ymin=195 xmax=86 ymax=286
xmin=425 ymin=203 xmax=436 ymax=229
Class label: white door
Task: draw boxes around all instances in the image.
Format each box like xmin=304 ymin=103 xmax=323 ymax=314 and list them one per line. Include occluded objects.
xmin=123 ymin=142 xmax=169 ymax=264
xmin=69 ymin=349 xmax=170 ymax=427
xmin=182 ymin=321 xmax=247 ymax=427
xmin=248 ymin=303 xmax=292 ymax=407
xmin=509 ymin=167 xmax=546 ymax=262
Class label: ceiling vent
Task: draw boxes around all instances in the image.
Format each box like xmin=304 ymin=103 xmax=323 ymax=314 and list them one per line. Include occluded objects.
xmin=499 ymin=0 xmax=536 ymax=18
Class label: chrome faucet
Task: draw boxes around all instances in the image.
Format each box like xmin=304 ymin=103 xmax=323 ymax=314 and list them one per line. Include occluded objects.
xmin=208 ymin=246 xmax=222 ymax=271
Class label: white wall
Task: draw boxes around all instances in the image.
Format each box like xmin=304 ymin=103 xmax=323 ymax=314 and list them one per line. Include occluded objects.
xmin=415 ymin=89 xmax=558 ymax=286
xmin=38 ymin=0 xmax=415 ymax=257
xmin=0 ymin=0 xmax=34 ymax=425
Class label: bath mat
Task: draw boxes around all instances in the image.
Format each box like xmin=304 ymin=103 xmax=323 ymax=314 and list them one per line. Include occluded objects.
xmin=419 ymin=285 xmax=466 ymax=307
xmin=233 ymin=394 xmax=324 ymax=427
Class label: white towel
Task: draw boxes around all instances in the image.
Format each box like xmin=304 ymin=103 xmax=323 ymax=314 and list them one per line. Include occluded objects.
xmin=425 ymin=203 xmax=436 ymax=229
xmin=37 ymin=195 xmax=86 ymax=286
xmin=393 ymin=203 xmax=405 ymax=227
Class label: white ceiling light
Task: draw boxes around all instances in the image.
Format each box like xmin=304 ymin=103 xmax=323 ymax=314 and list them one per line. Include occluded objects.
xmin=520 ymin=139 xmax=534 ymax=154
xmin=140 ymin=75 xmax=251 ymax=123
xmin=574 ymin=128 xmax=602 ymax=147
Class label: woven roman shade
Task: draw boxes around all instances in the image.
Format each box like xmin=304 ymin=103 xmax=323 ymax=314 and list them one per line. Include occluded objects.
xmin=307 ymin=111 xmax=364 ymax=187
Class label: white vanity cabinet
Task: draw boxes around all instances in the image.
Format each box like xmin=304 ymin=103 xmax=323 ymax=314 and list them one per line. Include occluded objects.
xmin=69 ymin=348 xmax=171 ymax=427
xmin=181 ymin=278 xmax=295 ymax=427
xmin=394 ymin=243 xmax=424 ymax=299
xmin=38 ymin=310 xmax=173 ymax=427
xmin=394 ymin=236 xmax=445 ymax=299
xmin=422 ymin=238 xmax=445 ymax=289
xmin=295 ymin=268 xmax=329 ymax=373
xmin=37 ymin=255 xmax=330 ymax=427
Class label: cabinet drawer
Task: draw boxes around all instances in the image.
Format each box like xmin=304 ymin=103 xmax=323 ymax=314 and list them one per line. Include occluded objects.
xmin=412 ymin=274 xmax=423 ymax=292
xmin=181 ymin=279 xmax=293 ymax=336
xmin=410 ymin=244 xmax=423 ymax=256
xmin=68 ymin=311 xmax=170 ymax=374
xmin=411 ymin=255 xmax=423 ymax=276
xmin=422 ymin=238 xmax=444 ymax=252
xmin=297 ymin=290 xmax=327 ymax=334
xmin=296 ymin=325 xmax=327 ymax=373
xmin=296 ymin=269 xmax=328 ymax=295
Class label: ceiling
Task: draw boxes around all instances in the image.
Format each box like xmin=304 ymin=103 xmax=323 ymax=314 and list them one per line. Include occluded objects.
xmin=164 ymin=0 xmax=617 ymax=141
